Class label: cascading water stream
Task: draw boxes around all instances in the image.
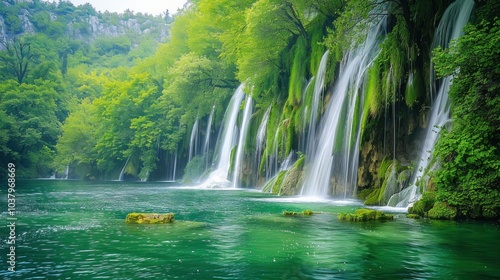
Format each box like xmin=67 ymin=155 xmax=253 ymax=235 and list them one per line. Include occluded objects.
xmin=188 ymin=118 xmax=199 ymax=162
xmin=199 ymin=84 xmax=246 ymax=187
xmin=301 ymin=15 xmax=387 ymax=198
xmin=203 ymin=105 xmax=215 ymax=169
xmin=300 ymin=77 xmax=314 ymax=152
xmin=261 ymin=151 xmax=296 ymax=193
xmin=232 ymin=96 xmax=253 ymax=188
xmin=305 ymin=51 xmax=329 ymax=159
xmin=255 ymin=105 xmax=271 ymax=181
xmin=387 ymin=0 xmax=474 ymax=207
xmin=118 ymin=155 xmax=130 ymax=181
xmin=267 ymin=125 xmax=282 ymax=181
xmin=172 ymin=149 xmax=177 ymax=181
xmin=63 ymin=165 xmax=69 ymax=180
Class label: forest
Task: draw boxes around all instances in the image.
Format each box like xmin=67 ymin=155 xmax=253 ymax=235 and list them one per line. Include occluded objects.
xmin=0 ymin=0 xmax=498 ymax=220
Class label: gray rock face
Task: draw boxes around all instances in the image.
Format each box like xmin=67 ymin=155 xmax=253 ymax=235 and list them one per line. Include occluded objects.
xmin=0 ymin=3 xmax=169 ymax=47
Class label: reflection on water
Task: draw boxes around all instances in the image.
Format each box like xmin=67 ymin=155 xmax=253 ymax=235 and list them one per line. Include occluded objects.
xmin=0 ymin=180 xmax=499 ymax=279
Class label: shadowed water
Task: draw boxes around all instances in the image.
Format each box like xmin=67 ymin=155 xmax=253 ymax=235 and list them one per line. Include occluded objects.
xmin=1 ymin=180 xmax=499 ymax=279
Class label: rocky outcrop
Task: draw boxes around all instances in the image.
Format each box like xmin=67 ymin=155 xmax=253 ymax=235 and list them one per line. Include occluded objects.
xmin=0 ymin=1 xmax=169 ymax=48
xmin=277 ymin=156 xmax=305 ymax=196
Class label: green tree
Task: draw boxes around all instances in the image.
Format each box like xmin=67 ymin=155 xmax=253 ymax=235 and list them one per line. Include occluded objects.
xmin=55 ymin=98 xmax=99 ymax=179
xmin=0 ymin=80 xmax=64 ymax=177
xmin=0 ymin=37 xmax=35 ymax=84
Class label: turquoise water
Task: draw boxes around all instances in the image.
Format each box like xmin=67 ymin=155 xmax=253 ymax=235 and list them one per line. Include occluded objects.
xmin=1 ymin=180 xmax=499 ymax=279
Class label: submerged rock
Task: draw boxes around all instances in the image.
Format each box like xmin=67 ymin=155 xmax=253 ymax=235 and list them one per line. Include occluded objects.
xmin=338 ymin=208 xmax=394 ymax=221
xmin=126 ymin=213 xmax=174 ymax=224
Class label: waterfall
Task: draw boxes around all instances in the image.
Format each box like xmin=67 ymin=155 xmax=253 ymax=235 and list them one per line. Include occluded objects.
xmin=63 ymin=165 xmax=69 ymax=180
xmin=300 ymin=15 xmax=387 ymax=197
xmin=188 ymin=118 xmax=199 ymax=162
xmin=203 ymin=105 xmax=215 ymax=169
xmin=140 ymin=171 xmax=149 ymax=182
xmin=255 ymin=105 xmax=271 ymax=181
xmin=232 ymin=96 xmax=253 ymax=188
xmin=261 ymin=151 xmax=296 ymax=193
xmin=388 ymin=0 xmax=474 ymax=207
xmin=305 ymin=51 xmax=329 ymax=159
xmin=300 ymin=77 xmax=314 ymax=152
xmin=267 ymin=125 xmax=282 ymax=181
xmin=172 ymin=149 xmax=177 ymax=181
xmin=199 ymin=84 xmax=246 ymax=187
xmin=118 ymin=155 xmax=131 ymax=181
xmin=163 ymin=150 xmax=177 ymax=182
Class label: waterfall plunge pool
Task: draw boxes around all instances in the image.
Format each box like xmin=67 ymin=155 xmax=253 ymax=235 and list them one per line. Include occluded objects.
xmin=1 ymin=180 xmax=499 ymax=279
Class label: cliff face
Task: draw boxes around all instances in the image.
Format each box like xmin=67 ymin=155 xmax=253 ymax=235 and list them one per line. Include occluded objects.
xmin=0 ymin=0 xmax=169 ymax=48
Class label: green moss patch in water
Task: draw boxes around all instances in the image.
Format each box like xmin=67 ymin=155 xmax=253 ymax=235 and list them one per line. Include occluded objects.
xmin=126 ymin=213 xmax=175 ymax=224
xmin=283 ymin=209 xmax=315 ymax=216
xmin=283 ymin=211 xmax=299 ymax=216
xmin=338 ymin=208 xmax=394 ymax=221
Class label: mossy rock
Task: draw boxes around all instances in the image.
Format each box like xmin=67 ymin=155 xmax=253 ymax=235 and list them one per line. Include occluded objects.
xmin=126 ymin=213 xmax=175 ymax=224
xmin=338 ymin=208 xmax=394 ymax=221
xmin=279 ymin=156 xmax=305 ymax=196
xmin=408 ymin=192 xmax=436 ymax=216
xmin=364 ymin=188 xmax=382 ymax=205
xmin=428 ymin=202 xmax=456 ymax=220
xmin=406 ymin=213 xmax=421 ymax=219
xmin=283 ymin=209 xmax=315 ymax=216
xmin=302 ymin=209 xmax=314 ymax=215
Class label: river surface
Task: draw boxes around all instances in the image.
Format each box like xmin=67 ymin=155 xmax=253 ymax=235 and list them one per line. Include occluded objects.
xmin=1 ymin=180 xmax=499 ymax=279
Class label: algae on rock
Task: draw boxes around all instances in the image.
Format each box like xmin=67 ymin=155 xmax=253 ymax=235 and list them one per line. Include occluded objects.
xmin=338 ymin=208 xmax=394 ymax=221
xmin=126 ymin=213 xmax=175 ymax=224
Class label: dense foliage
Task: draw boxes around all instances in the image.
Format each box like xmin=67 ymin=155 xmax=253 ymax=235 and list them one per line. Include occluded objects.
xmin=431 ymin=18 xmax=500 ymax=219
xmin=0 ymin=0 xmax=168 ymax=177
